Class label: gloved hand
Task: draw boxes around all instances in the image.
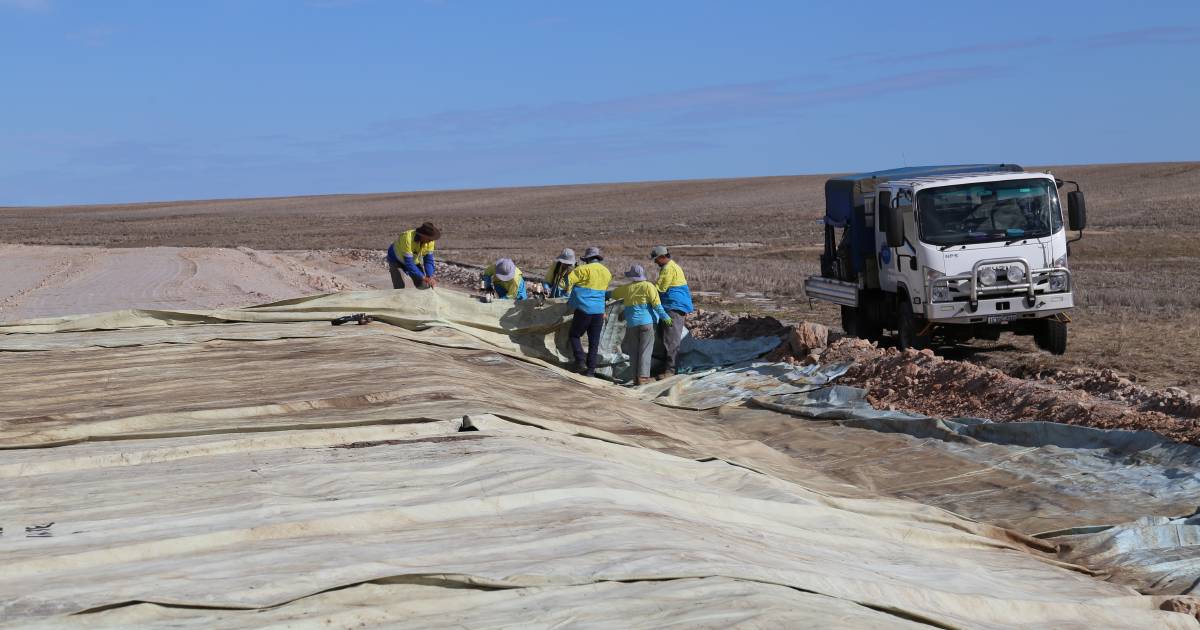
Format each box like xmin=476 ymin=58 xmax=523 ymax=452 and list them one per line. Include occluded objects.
xmin=662 ymin=317 xmax=673 ymax=326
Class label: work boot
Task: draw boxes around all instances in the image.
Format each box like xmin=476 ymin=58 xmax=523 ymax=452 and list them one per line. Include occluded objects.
xmin=636 ymin=376 xmax=655 ymax=386
xmin=655 ymin=369 xmax=676 ymax=381
xmin=573 ymin=363 xmax=587 ymax=374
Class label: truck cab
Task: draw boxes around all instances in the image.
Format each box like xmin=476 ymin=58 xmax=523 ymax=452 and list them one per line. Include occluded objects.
xmin=805 ymin=164 xmax=1086 ymax=354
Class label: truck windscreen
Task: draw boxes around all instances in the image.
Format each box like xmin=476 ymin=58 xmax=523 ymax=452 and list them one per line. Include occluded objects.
xmin=916 ymin=178 xmax=1062 ymax=247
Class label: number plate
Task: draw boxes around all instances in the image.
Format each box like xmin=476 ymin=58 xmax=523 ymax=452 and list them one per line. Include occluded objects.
xmin=986 ymin=315 xmax=1017 ymax=325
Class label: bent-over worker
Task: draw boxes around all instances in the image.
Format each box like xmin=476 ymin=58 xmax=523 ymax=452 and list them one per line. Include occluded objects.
xmin=543 ymin=248 xmax=577 ymax=298
xmin=609 ymin=264 xmax=672 ymax=386
xmin=651 ymin=245 xmax=694 ymax=378
xmin=482 ymin=258 xmax=527 ymax=300
xmin=566 ymin=246 xmax=612 ymax=377
xmin=387 ymin=222 xmax=440 ymax=289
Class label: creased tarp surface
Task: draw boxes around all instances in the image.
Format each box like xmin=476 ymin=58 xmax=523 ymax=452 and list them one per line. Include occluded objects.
xmin=648 ymin=361 xmax=851 ymax=410
xmin=12 ymin=578 xmax=935 ymax=630
xmin=0 ymin=289 xmax=593 ymax=367
xmin=2 ymin=416 xmax=1192 ymax=629
xmin=1046 ymin=513 xmax=1200 ymax=596
xmin=2 ymin=291 xmax=1197 ymax=628
xmin=744 ymin=383 xmax=1200 ymax=597
xmin=677 ymin=333 xmax=782 ymax=372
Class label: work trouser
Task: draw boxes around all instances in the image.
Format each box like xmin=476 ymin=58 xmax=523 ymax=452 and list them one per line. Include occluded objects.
xmin=387 ymin=259 xmax=429 ymax=290
xmin=623 ymin=324 xmax=654 ymax=379
xmin=568 ymin=310 xmax=605 ymax=375
xmin=659 ymin=310 xmax=686 ymax=372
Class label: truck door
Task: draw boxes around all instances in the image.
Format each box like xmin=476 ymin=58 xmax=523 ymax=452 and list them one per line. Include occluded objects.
xmin=875 ymin=190 xmax=910 ymax=293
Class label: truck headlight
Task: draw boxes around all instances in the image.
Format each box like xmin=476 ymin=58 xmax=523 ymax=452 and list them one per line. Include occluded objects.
xmin=1049 ymin=272 xmax=1068 ymax=292
xmin=978 ymin=267 xmax=997 ymax=286
xmin=1006 ymin=265 xmax=1026 ymax=284
xmin=1053 ymin=254 xmax=1067 ymax=269
xmin=926 ymin=268 xmax=950 ymax=302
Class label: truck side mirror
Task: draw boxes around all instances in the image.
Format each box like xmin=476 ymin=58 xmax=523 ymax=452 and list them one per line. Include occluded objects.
xmin=886 ymin=201 xmax=904 ymax=249
xmin=1067 ymin=191 xmax=1087 ymax=231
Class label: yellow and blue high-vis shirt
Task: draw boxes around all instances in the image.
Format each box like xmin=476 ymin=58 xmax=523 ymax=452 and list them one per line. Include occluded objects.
xmin=386 ymin=229 xmax=436 ymax=279
xmin=655 ymin=259 xmax=694 ymax=314
xmin=608 ymin=281 xmax=671 ymax=327
xmin=543 ymin=262 xmax=573 ymax=298
xmin=483 ymin=263 xmax=527 ymax=300
xmin=566 ymin=261 xmax=612 ymax=315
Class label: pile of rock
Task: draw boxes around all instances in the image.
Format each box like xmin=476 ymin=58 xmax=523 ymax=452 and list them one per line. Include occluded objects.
xmin=434 ymin=261 xmax=486 ymax=290
xmin=1016 ymin=366 xmax=1199 ymax=419
xmin=687 ymin=309 xmax=789 ymax=339
xmin=764 ymin=322 xmax=831 ymax=365
xmin=820 ymin=339 xmax=1200 ymax=446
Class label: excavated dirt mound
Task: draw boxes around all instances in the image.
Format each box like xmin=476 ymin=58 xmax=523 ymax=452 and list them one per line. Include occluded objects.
xmin=687 ymin=309 xmax=789 ymax=339
xmin=822 ymin=338 xmax=1200 ymax=446
xmin=1009 ymin=364 xmax=1200 ymax=419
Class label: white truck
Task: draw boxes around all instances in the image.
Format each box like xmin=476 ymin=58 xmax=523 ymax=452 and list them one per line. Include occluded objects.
xmin=804 ymin=164 xmax=1086 ymax=354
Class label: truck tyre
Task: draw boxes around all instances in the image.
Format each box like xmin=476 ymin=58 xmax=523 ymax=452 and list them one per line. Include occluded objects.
xmin=1034 ymin=319 xmax=1068 ymax=355
xmin=897 ymin=299 xmax=932 ymax=351
xmin=840 ymin=306 xmax=859 ymax=338
xmin=841 ymin=306 xmax=882 ymax=342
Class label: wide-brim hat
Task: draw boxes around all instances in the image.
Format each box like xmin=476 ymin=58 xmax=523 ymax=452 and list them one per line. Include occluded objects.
xmin=582 ymin=246 xmax=603 ymax=262
xmin=624 ymin=264 xmax=646 ymax=281
xmin=494 ymin=258 xmax=517 ymax=282
xmin=415 ymin=222 xmax=441 ymax=240
xmin=556 ymin=248 xmax=577 ymax=265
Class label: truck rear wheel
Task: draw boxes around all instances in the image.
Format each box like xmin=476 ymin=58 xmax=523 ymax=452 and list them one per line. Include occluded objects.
xmin=841 ymin=306 xmax=882 ymax=342
xmin=1034 ymin=319 xmax=1068 ymax=355
xmin=840 ymin=306 xmax=859 ymax=337
xmin=897 ymin=299 xmax=932 ymax=351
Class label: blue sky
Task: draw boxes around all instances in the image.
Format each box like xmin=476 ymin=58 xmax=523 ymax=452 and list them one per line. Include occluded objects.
xmin=1 ymin=0 xmax=1197 ymax=205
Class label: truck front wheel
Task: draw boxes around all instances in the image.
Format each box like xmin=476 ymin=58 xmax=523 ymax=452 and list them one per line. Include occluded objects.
xmin=1034 ymin=318 xmax=1068 ymax=355
xmin=897 ymin=299 xmax=932 ymax=351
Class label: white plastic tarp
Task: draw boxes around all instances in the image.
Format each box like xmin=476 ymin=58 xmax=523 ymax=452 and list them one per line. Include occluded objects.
xmin=2 ymin=290 xmax=1198 ymax=628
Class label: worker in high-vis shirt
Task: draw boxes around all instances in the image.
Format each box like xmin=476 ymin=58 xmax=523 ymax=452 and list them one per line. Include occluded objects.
xmin=566 ymin=246 xmax=612 ymax=377
xmin=387 ymin=222 xmax=441 ymax=289
xmin=608 ymin=264 xmax=672 ymax=386
xmin=651 ymin=245 xmax=694 ymax=378
xmin=482 ymin=258 xmax=527 ymax=300
xmin=543 ymin=248 xmax=576 ymax=298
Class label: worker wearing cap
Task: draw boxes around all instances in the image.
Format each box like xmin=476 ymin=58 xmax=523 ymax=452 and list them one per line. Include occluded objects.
xmin=482 ymin=258 xmax=527 ymax=300
xmin=651 ymin=245 xmax=693 ymax=378
xmin=608 ymin=264 xmax=672 ymax=386
xmin=566 ymin=246 xmax=612 ymax=377
xmin=387 ymin=222 xmax=441 ymax=289
xmin=543 ymin=248 xmax=576 ymax=298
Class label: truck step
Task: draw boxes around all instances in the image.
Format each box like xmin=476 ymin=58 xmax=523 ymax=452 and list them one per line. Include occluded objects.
xmin=804 ymin=276 xmax=859 ymax=307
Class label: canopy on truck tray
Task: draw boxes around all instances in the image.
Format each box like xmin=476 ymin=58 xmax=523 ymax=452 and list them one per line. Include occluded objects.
xmin=824 ymin=164 xmax=1024 ymax=273
xmin=823 ymin=163 xmax=1025 ymax=227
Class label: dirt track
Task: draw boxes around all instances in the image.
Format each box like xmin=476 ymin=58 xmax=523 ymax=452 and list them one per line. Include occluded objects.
xmin=0 ymin=245 xmax=380 ymax=320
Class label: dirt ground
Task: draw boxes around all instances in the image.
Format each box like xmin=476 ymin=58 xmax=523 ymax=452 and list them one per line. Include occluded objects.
xmin=0 ymin=245 xmax=378 ymax=320
xmin=1 ymin=162 xmax=1197 ymax=393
